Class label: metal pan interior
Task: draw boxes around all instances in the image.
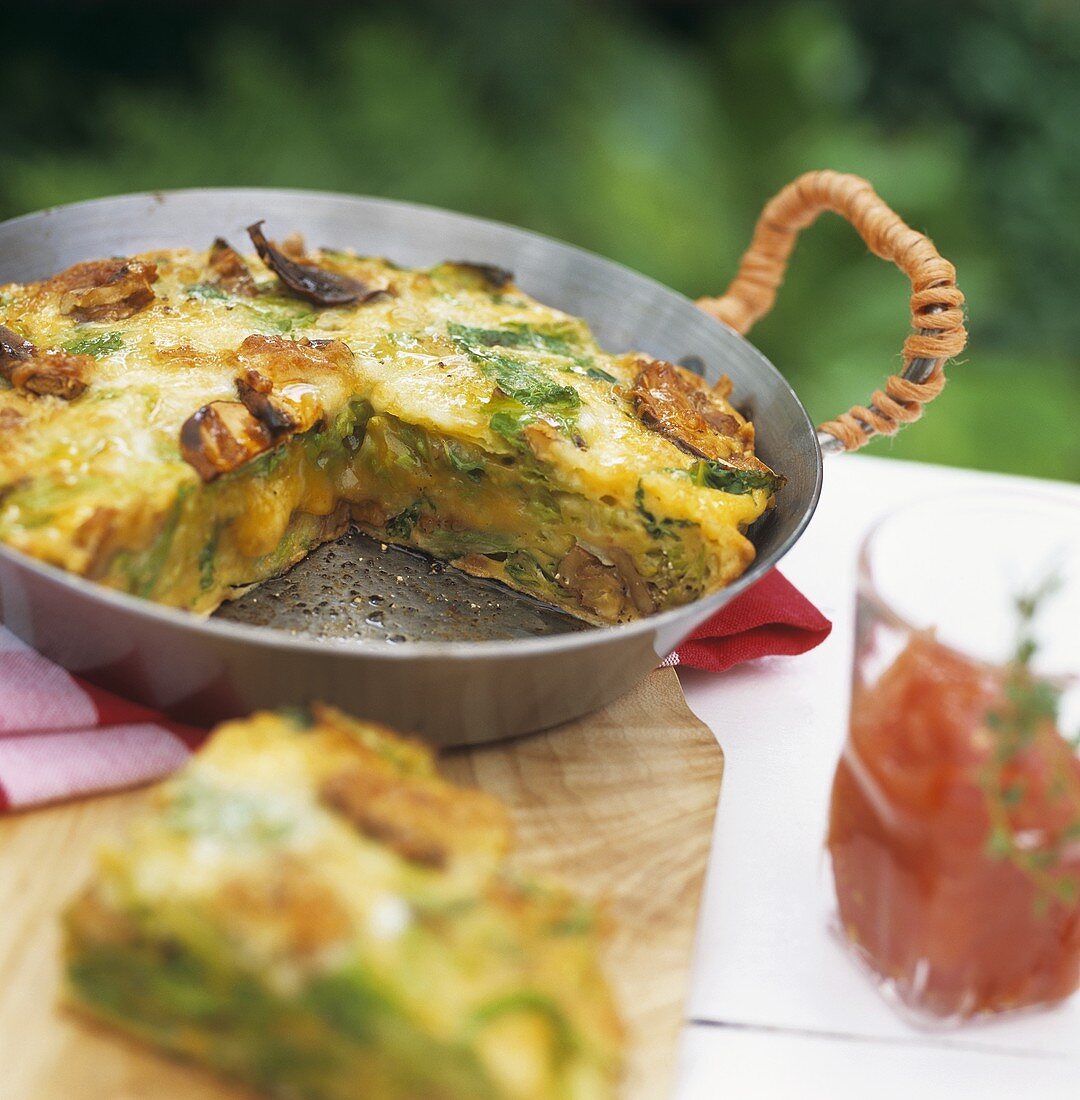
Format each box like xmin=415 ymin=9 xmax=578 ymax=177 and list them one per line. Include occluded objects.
xmin=215 ymin=529 xmax=589 ymax=643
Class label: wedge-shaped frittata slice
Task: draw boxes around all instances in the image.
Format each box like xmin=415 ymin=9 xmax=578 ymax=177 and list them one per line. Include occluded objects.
xmin=64 ymin=704 xmax=623 ymax=1100
xmin=0 ymin=232 xmax=781 ymax=622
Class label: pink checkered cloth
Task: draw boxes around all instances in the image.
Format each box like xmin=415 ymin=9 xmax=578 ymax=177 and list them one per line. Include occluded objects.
xmin=0 ymin=627 xmax=202 ymax=812
xmin=0 ymin=569 xmax=829 ymax=812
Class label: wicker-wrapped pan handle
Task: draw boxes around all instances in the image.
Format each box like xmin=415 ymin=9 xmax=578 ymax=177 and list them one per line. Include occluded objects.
xmin=697 ymin=170 xmax=967 ymax=453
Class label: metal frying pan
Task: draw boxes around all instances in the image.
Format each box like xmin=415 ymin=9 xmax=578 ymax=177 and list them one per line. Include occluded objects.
xmin=0 ymin=175 xmax=965 ymax=744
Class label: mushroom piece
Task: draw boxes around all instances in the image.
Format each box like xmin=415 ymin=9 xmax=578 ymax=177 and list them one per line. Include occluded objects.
xmin=72 ymin=506 xmax=123 ymax=579
xmin=8 ymin=353 xmax=91 ymax=400
xmin=234 ymin=332 xmax=353 ymax=382
xmin=626 ymin=358 xmax=742 ymax=458
xmin=279 ymin=231 xmax=307 ymax=260
xmin=58 ymin=259 xmax=158 ymax=322
xmin=247 ymin=221 xmax=385 ymax=307
xmin=556 ymin=545 xmax=631 ymax=622
xmin=0 ymin=324 xmax=91 ymax=400
xmin=0 ymin=324 xmax=34 ymax=363
xmin=607 ymin=546 xmax=656 ymax=616
xmin=440 ymin=260 xmax=514 ymax=290
xmin=179 ymin=401 xmax=275 ymax=482
xmin=317 ymin=758 xmax=509 ymax=869
xmin=236 ymin=367 xmax=323 ymax=436
xmin=207 ymin=237 xmax=256 ymax=296
xmin=625 ymin=356 xmax=779 ymax=481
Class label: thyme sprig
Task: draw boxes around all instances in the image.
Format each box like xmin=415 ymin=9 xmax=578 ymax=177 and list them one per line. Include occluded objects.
xmin=980 ymin=575 xmax=1080 ymax=914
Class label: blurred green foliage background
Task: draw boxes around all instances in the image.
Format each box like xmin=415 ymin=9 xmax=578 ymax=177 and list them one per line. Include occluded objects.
xmin=3 ymin=0 xmax=1077 ymax=480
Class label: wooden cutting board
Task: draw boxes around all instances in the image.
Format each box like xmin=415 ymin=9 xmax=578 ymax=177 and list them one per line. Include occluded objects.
xmin=0 ymin=668 xmax=722 ymax=1100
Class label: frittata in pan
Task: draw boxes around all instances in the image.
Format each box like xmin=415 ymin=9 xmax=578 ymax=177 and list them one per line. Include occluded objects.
xmin=0 ymin=227 xmax=781 ymax=623
xmin=64 ymin=705 xmax=623 ymax=1099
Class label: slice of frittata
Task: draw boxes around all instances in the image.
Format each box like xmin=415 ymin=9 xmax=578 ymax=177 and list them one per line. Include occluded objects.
xmin=63 ymin=704 xmax=623 ymax=1100
xmin=0 ymin=228 xmax=781 ymax=623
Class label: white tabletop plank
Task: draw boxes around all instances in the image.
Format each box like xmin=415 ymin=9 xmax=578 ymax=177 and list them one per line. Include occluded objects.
xmin=675 ymin=1023 xmax=1073 ymax=1100
xmin=676 ymin=455 xmax=1080 ymax=1091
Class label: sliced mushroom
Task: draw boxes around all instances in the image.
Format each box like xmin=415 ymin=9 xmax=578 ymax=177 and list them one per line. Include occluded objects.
xmin=0 ymin=324 xmax=90 ymax=400
xmin=0 ymin=324 xmax=34 ymax=363
xmin=8 ymin=352 xmax=91 ymax=399
xmin=279 ymin=231 xmax=307 ymax=260
xmin=607 ymin=546 xmax=656 ymax=615
xmin=179 ymin=401 xmax=275 ymax=482
xmin=318 ymin=759 xmax=509 ymax=868
xmin=73 ymin=506 xmax=122 ymax=579
xmin=625 ymin=356 xmax=776 ymax=477
xmin=58 ymin=259 xmax=158 ymax=322
xmin=441 ymin=260 xmax=514 ymax=290
xmin=247 ymin=221 xmax=385 ymax=307
xmin=207 ymin=237 xmax=256 ymax=296
xmin=236 ymin=367 xmax=323 ymax=436
xmin=556 ymin=545 xmax=630 ymax=622
xmin=522 ymin=418 xmax=562 ymax=462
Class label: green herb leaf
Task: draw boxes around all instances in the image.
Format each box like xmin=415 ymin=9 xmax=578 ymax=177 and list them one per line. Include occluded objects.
xmin=477 ymin=350 xmax=580 ymax=414
xmin=1057 ymin=876 xmax=1080 ymax=904
xmin=185 ymin=282 xmax=228 ymax=300
xmin=198 ymin=526 xmax=221 ymax=593
xmin=685 ymin=459 xmax=781 ymax=495
xmin=489 ymin=408 xmax=534 ymax=445
xmin=62 ymin=330 xmax=123 ymax=357
xmin=448 ymin=324 xmax=582 ymax=427
xmin=986 ymin=825 xmax=1013 ymax=859
xmin=385 ymin=501 xmax=422 ymax=540
xmin=448 ymin=321 xmax=582 ymax=357
xmin=446 ymin=442 xmax=485 ymax=480
xmin=504 ymin=550 xmax=555 ymax=589
xmin=635 ymin=483 xmax=694 ymax=540
xmin=1001 ymin=783 xmax=1025 ymax=807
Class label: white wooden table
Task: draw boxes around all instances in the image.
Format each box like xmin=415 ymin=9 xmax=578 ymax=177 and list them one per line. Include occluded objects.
xmin=674 ymin=455 xmax=1080 ymax=1100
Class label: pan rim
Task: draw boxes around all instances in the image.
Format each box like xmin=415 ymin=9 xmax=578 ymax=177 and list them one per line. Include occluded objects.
xmin=0 ymin=186 xmax=823 ymax=660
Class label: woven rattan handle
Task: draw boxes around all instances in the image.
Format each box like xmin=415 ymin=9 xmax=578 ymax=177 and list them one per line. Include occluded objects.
xmin=696 ymin=170 xmax=967 ymax=453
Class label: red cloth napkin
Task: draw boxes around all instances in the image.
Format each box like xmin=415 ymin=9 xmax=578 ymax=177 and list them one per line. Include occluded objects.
xmin=0 ymin=569 xmax=829 ymax=812
xmin=661 ymin=568 xmax=832 ymax=672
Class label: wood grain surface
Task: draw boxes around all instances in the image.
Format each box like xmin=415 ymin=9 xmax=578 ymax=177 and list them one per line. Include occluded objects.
xmin=0 ymin=668 xmax=723 ymax=1100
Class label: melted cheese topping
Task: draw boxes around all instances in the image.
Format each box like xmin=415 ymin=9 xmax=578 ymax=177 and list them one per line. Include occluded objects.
xmin=0 ymin=244 xmax=775 ymax=620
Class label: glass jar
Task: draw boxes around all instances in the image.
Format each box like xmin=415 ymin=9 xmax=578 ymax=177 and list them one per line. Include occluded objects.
xmin=827 ymin=493 xmax=1080 ymax=1026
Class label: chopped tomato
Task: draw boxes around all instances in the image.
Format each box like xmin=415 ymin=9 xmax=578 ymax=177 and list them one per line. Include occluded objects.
xmin=828 ymin=632 xmax=1080 ymax=1021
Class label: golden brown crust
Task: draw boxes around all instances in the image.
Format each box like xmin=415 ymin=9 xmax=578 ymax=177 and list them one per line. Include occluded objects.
xmin=234 ymin=332 xmax=353 ymax=385
xmin=350 ymin=499 xmax=390 ymax=528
